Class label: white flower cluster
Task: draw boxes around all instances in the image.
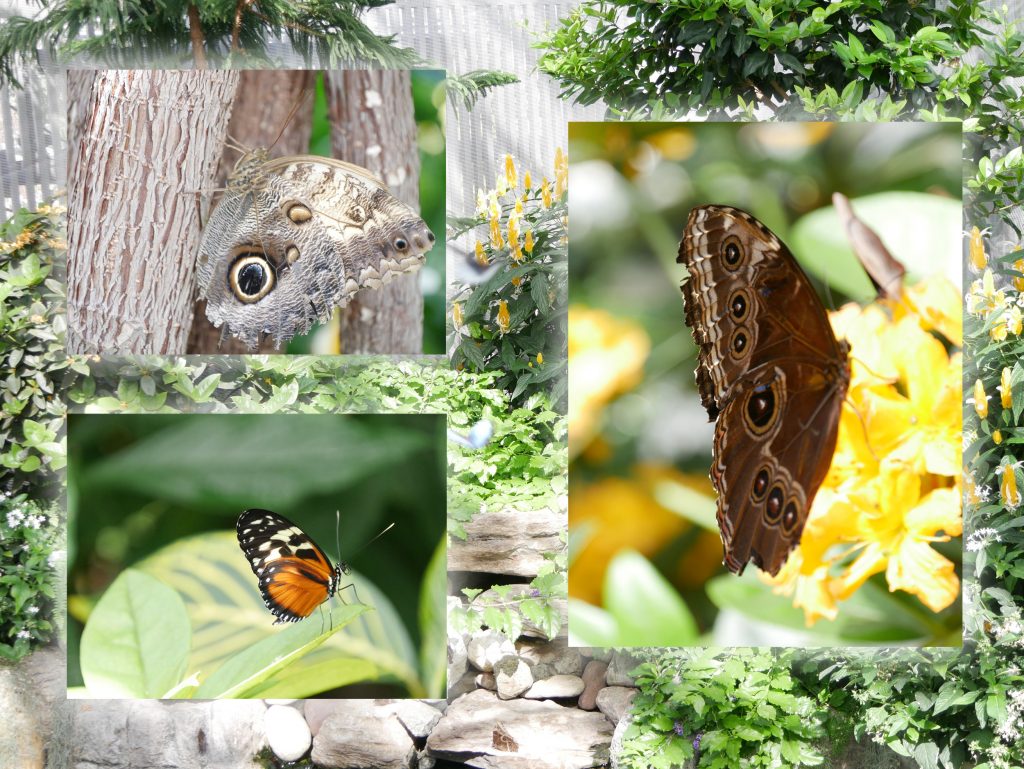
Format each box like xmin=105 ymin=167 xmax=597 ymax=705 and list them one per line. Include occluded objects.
xmin=15 ymin=630 xmax=30 ymax=640
xmin=4 ymin=508 xmax=48 ymax=530
xmin=966 ymin=527 xmax=1001 ymax=552
xmin=996 ymin=688 xmax=1024 ymax=744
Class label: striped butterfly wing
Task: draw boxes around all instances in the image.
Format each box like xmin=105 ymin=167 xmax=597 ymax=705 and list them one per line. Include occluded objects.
xmin=236 ymin=508 xmax=343 ymax=624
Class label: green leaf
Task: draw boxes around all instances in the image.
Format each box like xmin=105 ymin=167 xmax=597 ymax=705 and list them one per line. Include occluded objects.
xmin=418 ymin=536 xmax=448 ymax=698
xmin=603 ymin=550 xmax=699 ymax=645
xmin=79 ymin=569 xmax=191 ymax=698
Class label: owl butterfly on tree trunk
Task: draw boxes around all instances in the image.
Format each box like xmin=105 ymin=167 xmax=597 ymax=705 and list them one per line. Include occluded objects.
xmin=678 ymin=205 xmax=851 ymax=576
xmin=196 ymin=101 xmax=435 ymax=349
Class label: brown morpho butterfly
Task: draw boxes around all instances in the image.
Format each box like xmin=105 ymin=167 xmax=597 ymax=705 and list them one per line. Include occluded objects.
xmin=678 ymin=205 xmax=851 ymax=576
xmin=196 ymin=149 xmax=435 ymax=349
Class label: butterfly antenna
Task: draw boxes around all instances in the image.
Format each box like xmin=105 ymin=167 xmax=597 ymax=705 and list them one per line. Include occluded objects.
xmin=842 ymin=395 xmax=880 ymax=463
xmin=268 ymin=87 xmax=314 ymax=154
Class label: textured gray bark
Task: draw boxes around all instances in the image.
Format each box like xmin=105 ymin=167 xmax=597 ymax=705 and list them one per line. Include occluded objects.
xmin=186 ymin=70 xmax=315 ymax=354
xmin=66 ymin=70 xmax=238 ymax=354
xmin=327 ymin=70 xmax=424 ymax=354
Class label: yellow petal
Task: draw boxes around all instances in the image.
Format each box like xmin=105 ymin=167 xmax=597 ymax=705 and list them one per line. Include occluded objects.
xmin=886 ymin=539 xmax=959 ymax=612
xmin=969 ymin=226 xmax=987 ymax=272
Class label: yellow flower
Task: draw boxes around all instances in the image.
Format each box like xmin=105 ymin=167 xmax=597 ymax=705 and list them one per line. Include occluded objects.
xmin=966 ymin=269 xmax=1005 ymax=318
xmin=476 ymin=189 xmax=488 ymax=217
xmin=507 ymin=212 xmax=521 ymax=260
xmin=541 ymin=177 xmax=552 ymax=209
xmin=990 ymin=305 xmax=1023 ymax=341
xmin=971 ymin=378 xmax=990 ymax=419
xmin=1000 ymin=367 xmax=1013 ymax=409
xmin=524 ymin=230 xmax=535 ymax=254
xmin=994 ymin=430 xmax=1003 ymax=445
xmin=474 ymin=241 xmax=489 ymax=266
xmin=515 ymin=197 xmax=524 ymax=215
xmin=569 ymin=306 xmax=650 ymax=455
xmin=969 ymin=226 xmax=987 ymax=273
xmin=495 ymin=171 xmax=509 ymax=197
xmin=843 ymin=462 xmax=960 ymax=613
xmin=1000 ymin=459 xmax=1022 ymax=509
xmin=504 ymin=154 xmax=517 ymax=189
xmin=488 ymin=192 xmax=501 ymax=220
xmin=523 ymin=170 xmax=532 ymax=190
xmin=452 ymin=302 xmax=463 ymax=329
xmin=489 ymin=216 xmax=505 ymax=250
xmin=536 ymin=352 xmax=543 ymax=364
xmin=555 ymin=147 xmax=568 ymax=198
xmin=899 ymin=275 xmax=962 ymax=347
xmin=511 ymin=276 xmax=521 ymax=287
xmin=496 ymin=300 xmax=510 ymax=333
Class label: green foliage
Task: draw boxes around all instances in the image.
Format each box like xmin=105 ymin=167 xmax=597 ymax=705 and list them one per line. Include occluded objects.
xmin=0 ymin=206 xmax=68 ymax=498
xmin=445 ymin=70 xmax=521 ymax=112
xmin=538 ymin=0 xmax=1023 ymax=134
xmin=805 ymin=647 xmax=1024 ymax=769
xmin=621 ymin=648 xmax=827 ymax=769
xmin=0 ymin=496 xmax=61 ymax=660
xmin=448 ymin=155 xmax=568 ymax=408
xmin=0 ymin=0 xmax=419 ymax=87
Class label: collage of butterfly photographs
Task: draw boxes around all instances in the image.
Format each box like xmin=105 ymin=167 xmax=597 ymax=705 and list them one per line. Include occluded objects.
xmin=0 ymin=1 xmax=1020 ymax=769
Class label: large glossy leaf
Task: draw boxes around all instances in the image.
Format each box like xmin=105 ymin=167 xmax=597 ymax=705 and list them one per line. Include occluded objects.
xmin=82 ymin=415 xmax=429 ymax=510
xmin=139 ymin=531 xmax=422 ymax=698
xmin=791 ymin=192 xmax=961 ymax=302
xmin=79 ymin=569 xmax=191 ymax=698
xmin=418 ymin=535 xmax=448 ymax=698
xmin=604 ymin=550 xmax=700 ymax=646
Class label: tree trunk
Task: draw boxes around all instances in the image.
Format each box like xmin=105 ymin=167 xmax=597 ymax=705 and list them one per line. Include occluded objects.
xmin=186 ymin=70 xmax=315 ymax=354
xmin=66 ymin=70 xmax=238 ymax=354
xmin=327 ymin=70 xmax=424 ymax=354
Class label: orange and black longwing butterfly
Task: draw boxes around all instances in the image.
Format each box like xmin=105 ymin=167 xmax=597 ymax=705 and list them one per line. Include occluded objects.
xmin=236 ymin=508 xmax=349 ymax=624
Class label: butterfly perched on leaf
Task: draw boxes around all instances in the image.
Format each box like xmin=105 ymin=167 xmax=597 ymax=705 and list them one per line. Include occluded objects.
xmin=236 ymin=508 xmax=350 ymax=625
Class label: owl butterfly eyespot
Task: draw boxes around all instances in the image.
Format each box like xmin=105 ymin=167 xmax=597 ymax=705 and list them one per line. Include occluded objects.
xmin=678 ymin=205 xmax=851 ymax=576
xmin=197 ymin=142 xmax=435 ymax=348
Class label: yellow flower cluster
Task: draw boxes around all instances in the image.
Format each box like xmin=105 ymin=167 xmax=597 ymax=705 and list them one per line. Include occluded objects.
xmin=568 ymin=306 xmax=650 ymax=456
xmin=765 ymin=276 xmax=963 ymax=625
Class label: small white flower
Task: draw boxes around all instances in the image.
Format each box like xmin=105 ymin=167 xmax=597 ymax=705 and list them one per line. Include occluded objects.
xmin=966 ymin=527 xmax=1000 ymax=552
xmin=25 ymin=606 xmax=39 ymax=615
xmin=15 ymin=630 xmax=30 ymax=640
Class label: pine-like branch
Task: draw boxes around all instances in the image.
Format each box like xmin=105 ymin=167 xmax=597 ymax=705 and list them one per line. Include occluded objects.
xmin=446 ymin=70 xmax=520 ymax=111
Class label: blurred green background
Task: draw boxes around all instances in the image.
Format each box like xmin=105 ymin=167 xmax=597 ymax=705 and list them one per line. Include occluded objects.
xmin=567 ymin=122 xmax=963 ymax=646
xmin=288 ymin=69 xmax=446 ymax=354
xmin=66 ymin=413 xmax=445 ymax=690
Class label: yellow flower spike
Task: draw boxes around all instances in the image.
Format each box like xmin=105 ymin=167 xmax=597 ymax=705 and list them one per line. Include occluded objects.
xmin=972 ymin=378 xmax=989 ymax=419
xmin=969 ymin=226 xmax=987 ymax=272
xmin=452 ymin=302 xmax=463 ymax=329
xmin=1001 ymin=367 xmax=1013 ymax=409
xmin=475 ymin=189 xmax=488 ymax=217
xmin=495 ymin=171 xmax=509 ymax=197
xmin=541 ymin=177 xmax=552 ymax=209
xmin=523 ymin=170 xmax=532 ymax=190
xmin=505 ymin=154 xmax=517 ymax=189
xmin=488 ymin=192 xmax=501 ymax=220
xmin=515 ymin=198 xmax=524 ymax=215
xmin=967 ymin=269 xmax=1005 ymax=318
xmin=490 ymin=216 xmax=505 ymax=250
xmin=1000 ymin=459 xmax=1022 ymax=509
xmin=524 ymin=230 xmax=535 ymax=254
xmin=496 ymin=300 xmax=510 ymax=333
xmin=474 ymin=241 xmax=489 ymax=266
xmin=1009 ymin=306 xmax=1023 ymax=336
xmin=537 ymin=352 xmax=543 ymax=364
xmin=994 ymin=430 xmax=1003 ymax=445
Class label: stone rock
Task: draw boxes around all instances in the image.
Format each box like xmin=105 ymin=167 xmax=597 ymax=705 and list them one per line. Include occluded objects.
xmin=605 ymin=652 xmax=640 ymax=687
xmin=265 ymin=704 xmax=311 ymax=762
xmin=467 ymin=630 xmax=516 ymax=673
xmin=494 ymin=655 xmax=533 ymax=700
xmin=70 ymin=700 xmax=266 ymax=769
xmin=449 ymin=666 xmax=480 ymax=700
xmin=516 ymin=639 xmax=583 ymax=679
xmin=418 ymin=750 xmax=436 ymax=769
xmin=596 ymin=687 xmax=637 ymax=725
xmin=0 ymin=646 xmax=66 ymax=769
xmin=448 ymin=630 xmax=469 ymax=683
xmin=524 ymin=675 xmax=585 ymax=700
xmin=578 ymin=660 xmax=609 ymax=710
xmin=312 ymin=700 xmax=417 ymax=769
xmin=476 ymin=673 xmax=497 ymax=691
xmin=427 ymin=689 xmax=613 ymax=769
xmin=584 ymin=648 xmax=613 ymax=663
xmin=448 ymin=506 xmax=567 ymax=577
xmin=304 ymin=700 xmax=336 ymax=737
xmin=384 ymin=700 xmax=443 ymax=738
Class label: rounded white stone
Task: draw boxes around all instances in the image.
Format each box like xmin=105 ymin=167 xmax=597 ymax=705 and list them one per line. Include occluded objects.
xmin=265 ymin=704 xmax=311 ymax=762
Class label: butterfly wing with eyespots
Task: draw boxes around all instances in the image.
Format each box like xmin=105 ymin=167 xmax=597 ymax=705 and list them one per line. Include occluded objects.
xmin=679 ymin=205 xmax=851 ymax=576
xmin=197 ymin=152 xmax=435 ymax=349
xmin=236 ymin=508 xmax=348 ymax=625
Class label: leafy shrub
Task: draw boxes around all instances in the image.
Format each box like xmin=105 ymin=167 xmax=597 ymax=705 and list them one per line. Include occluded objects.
xmin=538 ymin=0 xmax=1024 ymax=131
xmin=0 ymin=204 xmax=68 ymax=498
xmin=448 ymin=152 xmax=568 ymax=408
xmin=621 ymin=648 xmax=827 ymax=769
xmin=0 ymin=495 xmax=62 ymax=660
